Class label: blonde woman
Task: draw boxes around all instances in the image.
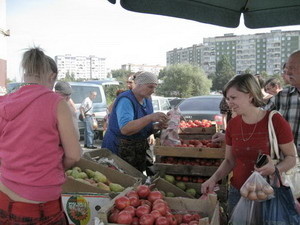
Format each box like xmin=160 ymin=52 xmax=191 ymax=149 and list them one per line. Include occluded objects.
xmin=0 ymin=47 xmax=81 ymax=224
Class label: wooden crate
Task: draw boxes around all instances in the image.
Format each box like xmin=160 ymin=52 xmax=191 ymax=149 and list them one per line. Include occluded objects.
xmin=153 ymin=163 xmax=218 ymax=177
xmin=178 ymin=125 xmax=217 ymax=135
xmin=154 ymin=146 xmax=225 ymax=159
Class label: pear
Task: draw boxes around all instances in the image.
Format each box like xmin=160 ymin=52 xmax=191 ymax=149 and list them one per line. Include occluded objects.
xmin=94 ymin=171 xmax=107 ymax=183
xmin=176 ymin=182 xmax=186 ymax=191
xmin=109 ymin=183 xmax=125 ymax=192
xmin=72 ymin=166 xmax=82 ymax=172
xmin=78 ymin=172 xmax=88 ymax=179
xmin=75 ymin=178 xmax=90 ymax=185
xmin=71 ymin=169 xmax=81 ymax=179
xmin=97 ymin=182 xmax=111 ymax=191
xmin=66 ymin=170 xmax=73 ymax=176
xmin=164 ymin=175 xmax=175 ymax=184
xmin=186 ymin=188 xmax=197 ymax=197
xmin=85 ymin=169 xmax=95 ymax=178
xmin=166 ymin=192 xmax=175 ymax=197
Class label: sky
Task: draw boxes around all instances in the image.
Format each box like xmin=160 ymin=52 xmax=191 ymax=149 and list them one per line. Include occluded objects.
xmin=6 ymin=0 xmax=300 ymax=81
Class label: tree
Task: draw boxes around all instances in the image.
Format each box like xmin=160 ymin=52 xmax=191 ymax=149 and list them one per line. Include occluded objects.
xmin=211 ymin=55 xmax=235 ymax=91
xmin=61 ymin=71 xmax=76 ymax=82
xmin=156 ymin=64 xmax=212 ymax=98
xmin=111 ymin=69 xmax=132 ymax=85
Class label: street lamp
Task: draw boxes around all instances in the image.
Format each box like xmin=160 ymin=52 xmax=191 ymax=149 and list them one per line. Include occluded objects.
xmin=0 ymin=28 xmax=10 ymax=37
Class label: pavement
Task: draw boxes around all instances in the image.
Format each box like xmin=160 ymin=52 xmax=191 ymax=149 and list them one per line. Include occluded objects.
xmin=80 ymin=139 xmax=103 ymax=153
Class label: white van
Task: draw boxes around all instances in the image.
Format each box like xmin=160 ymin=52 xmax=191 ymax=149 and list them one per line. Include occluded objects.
xmin=151 ymin=96 xmax=171 ymax=114
xmin=69 ymin=82 xmax=107 ymax=140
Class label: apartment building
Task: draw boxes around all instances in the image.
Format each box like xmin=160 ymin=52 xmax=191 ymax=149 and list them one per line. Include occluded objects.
xmin=55 ymin=54 xmax=107 ymax=80
xmin=121 ymin=63 xmax=164 ymax=76
xmin=0 ymin=0 xmax=8 ymax=91
xmin=167 ymin=30 xmax=300 ymax=75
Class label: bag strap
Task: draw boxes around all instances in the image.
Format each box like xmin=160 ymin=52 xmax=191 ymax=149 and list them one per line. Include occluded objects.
xmin=268 ymin=110 xmax=281 ymax=160
xmin=268 ymin=110 xmax=300 ymax=163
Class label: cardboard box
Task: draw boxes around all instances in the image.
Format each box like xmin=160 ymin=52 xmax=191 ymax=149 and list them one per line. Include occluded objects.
xmin=83 ymin=148 xmax=146 ymax=181
xmin=99 ymin=188 xmax=220 ymax=225
xmin=154 ymin=146 xmax=225 ymax=159
xmin=62 ymin=193 xmax=111 ymax=225
xmin=149 ymin=177 xmax=194 ymax=198
xmin=62 ymin=158 xmax=140 ymax=197
xmin=179 ymin=182 xmax=228 ymax=203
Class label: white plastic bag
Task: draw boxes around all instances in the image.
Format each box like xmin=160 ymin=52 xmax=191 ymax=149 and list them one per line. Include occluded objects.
xmin=240 ymin=171 xmax=274 ymax=201
xmin=229 ymin=197 xmax=262 ymax=225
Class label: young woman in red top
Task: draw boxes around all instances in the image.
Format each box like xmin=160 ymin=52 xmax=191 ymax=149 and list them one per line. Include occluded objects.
xmin=201 ymin=73 xmax=296 ymax=215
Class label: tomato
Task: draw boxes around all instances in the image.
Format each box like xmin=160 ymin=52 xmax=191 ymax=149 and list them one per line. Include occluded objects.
xmin=192 ymin=214 xmax=201 ymax=221
xmin=129 ymin=196 xmax=141 ymax=207
xmin=140 ymin=199 xmax=152 ymax=207
xmin=139 ymin=214 xmax=155 ymax=225
xmin=182 ymin=214 xmax=193 ymax=223
xmin=117 ymin=211 xmax=133 ymax=224
xmin=155 ymin=216 xmax=169 ymax=225
xmin=174 ymin=214 xmax=183 ymax=224
xmin=136 ymin=205 xmax=151 ymax=218
xmin=152 ymin=203 xmax=167 ymax=216
xmin=126 ymin=190 xmax=139 ymax=198
xmin=108 ymin=211 xmax=119 ymax=223
xmin=153 ymin=199 xmax=167 ymax=206
xmin=150 ymin=210 xmax=162 ymax=220
xmin=137 ymin=185 xmax=151 ymax=198
xmin=188 ymin=221 xmax=199 ymax=225
xmin=115 ymin=196 xmax=130 ymax=210
xmin=147 ymin=191 xmax=163 ymax=203
xmin=132 ymin=217 xmax=140 ymax=225
xmin=166 ymin=214 xmax=177 ymax=225
xmin=123 ymin=206 xmax=136 ymax=217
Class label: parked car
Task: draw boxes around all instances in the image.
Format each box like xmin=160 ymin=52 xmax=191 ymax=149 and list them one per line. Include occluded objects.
xmin=69 ymin=82 xmax=107 ymax=140
xmin=169 ymin=98 xmax=185 ymax=108
xmin=178 ymin=95 xmax=223 ymax=124
xmin=6 ymin=82 xmax=23 ymax=94
xmin=152 ymin=96 xmax=171 ymax=114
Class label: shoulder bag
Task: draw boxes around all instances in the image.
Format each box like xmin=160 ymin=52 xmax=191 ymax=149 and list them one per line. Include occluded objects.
xmin=78 ymin=107 xmax=92 ymax=122
xmin=268 ymin=110 xmax=300 ymax=198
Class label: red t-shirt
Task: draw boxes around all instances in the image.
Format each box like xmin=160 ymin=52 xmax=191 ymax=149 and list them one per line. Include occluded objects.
xmin=226 ymin=111 xmax=294 ymax=190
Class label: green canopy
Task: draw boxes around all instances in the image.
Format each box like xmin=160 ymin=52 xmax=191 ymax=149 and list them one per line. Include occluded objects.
xmin=108 ymin=0 xmax=300 ymax=28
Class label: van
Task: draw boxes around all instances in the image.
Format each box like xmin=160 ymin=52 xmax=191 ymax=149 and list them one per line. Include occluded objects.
xmin=69 ymin=82 xmax=107 ymax=140
xmin=151 ymin=96 xmax=171 ymax=114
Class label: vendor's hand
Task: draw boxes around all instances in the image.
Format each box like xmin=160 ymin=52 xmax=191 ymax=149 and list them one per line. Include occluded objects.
xmin=148 ymin=134 xmax=155 ymax=145
xmin=254 ymin=155 xmax=276 ymax=176
xmin=151 ymin=112 xmax=169 ymax=124
xmin=201 ymin=178 xmax=217 ymax=194
xmin=212 ymin=132 xmax=225 ymax=143
xmin=154 ymin=122 xmax=168 ymax=130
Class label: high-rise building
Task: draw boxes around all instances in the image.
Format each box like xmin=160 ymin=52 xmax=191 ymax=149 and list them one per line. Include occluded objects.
xmin=167 ymin=30 xmax=300 ymax=75
xmin=0 ymin=0 xmax=9 ymax=92
xmin=121 ymin=63 xmax=164 ymax=76
xmin=55 ymin=54 xmax=106 ymax=80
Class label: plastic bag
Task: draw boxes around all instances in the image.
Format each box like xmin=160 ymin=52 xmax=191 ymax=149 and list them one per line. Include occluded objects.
xmin=160 ymin=107 xmax=181 ymax=146
xmin=229 ymin=197 xmax=263 ymax=225
xmin=240 ymin=171 xmax=274 ymax=201
xmin=96 ymin=157 xmax=124 ymax=173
